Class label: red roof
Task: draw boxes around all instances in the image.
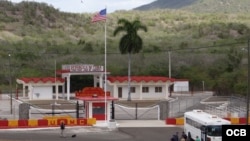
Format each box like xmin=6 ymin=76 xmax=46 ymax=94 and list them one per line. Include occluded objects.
xmin=18 ymin=77 xmax=65 ymax=84
xmin=56 ymin=69 xmax=70 ymax=74
xmin=77 ymin=96 xmax=118 ymax=101
xmin=175 ymin=79 xmax=189 ymax=81
xmin=108 ymin=76 xmax=175 ymax=83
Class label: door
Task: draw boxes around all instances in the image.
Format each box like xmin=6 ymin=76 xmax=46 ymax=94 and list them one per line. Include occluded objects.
xmin=201 ymin=125 xmax=207 ymax=141
xmin=118 ymin=87 xmax=122 ymax=98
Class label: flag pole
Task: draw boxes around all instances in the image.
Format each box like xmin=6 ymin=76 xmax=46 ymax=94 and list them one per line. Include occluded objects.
xmin=104 ymin=6 xmax=107 ymax=125
xmin=55 ymin=59 xmax=57 ymax=100
xmin=91 ymin=7 xmax=108 ymax=126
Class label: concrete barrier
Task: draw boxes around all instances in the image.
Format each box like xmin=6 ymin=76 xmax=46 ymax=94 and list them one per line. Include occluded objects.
xmin=230 ymin=117 xmax=239 ymax=124
xmin=0 ymin=120 xmax=8 ymax=128
xmin=0 ymin=118 xmax=95 ymax=129
xmin=239 ymin=118 xmax=246 ymax=124
xmin=28 ymin=119 xmax=38 ymax=127
xmin=165 ymin=117 xmax=250 ymax=125
xmin=165 ymin=118 xmax=176 ymax=124
xmin=8 ymin=120 xmax=18 ymax=127
xmin=87 ymin=118 xmax=96 ymax=125
xmin=176 ymin=118 xmax=184 ymax=125
xmin=18 ymin=120 xmax=28 ymax=127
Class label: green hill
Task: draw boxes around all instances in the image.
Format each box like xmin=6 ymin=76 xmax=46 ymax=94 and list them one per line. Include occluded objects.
xmin=134 ymin=0 xmax=197 ymax=10
xmin=135 ymin=0 xmax=250 ymax=13
xmin=0 ymin=1 xmax=250 ymax=95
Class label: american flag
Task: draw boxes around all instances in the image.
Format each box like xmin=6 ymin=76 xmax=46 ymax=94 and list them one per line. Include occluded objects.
xmin=91 ymin=8 xmax=107 ymax=23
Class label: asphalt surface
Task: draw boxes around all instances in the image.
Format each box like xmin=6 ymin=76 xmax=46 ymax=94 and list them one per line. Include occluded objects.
xmin=0 ymin=126 xmax=184 ymax=141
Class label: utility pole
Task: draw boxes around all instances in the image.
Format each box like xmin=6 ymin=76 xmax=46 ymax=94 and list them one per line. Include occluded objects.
xmin=168 ymin=51 xmax=171 ymax=78
xmin=9 ymin=53 xmax=12 ymax=114
xmin=247 ymin=39 xmax=250 ymax=125
xmin=168 ymin=51 xmax=172 ymax=97
xmin=202 ymin=81 xmax=205 ymax=92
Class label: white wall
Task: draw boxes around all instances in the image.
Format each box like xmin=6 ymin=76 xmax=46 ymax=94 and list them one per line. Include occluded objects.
xmin=130 ymin=86 xmax=140 ymax=99
xmin=107 ymin=84 xmax=168 ymax=100
xmin=117 ymin=86 xmax=140 ymax=99
xmin=32 ymin=86 xmax=53 ymax=100
xmin=142 ymin=86 xmax=166 ymax=99
xmin=174 ymin=81 xmax=189 ymax=92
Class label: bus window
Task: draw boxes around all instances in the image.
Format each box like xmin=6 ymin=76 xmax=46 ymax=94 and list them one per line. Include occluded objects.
xmin=206 ymin=126 xmax=222 ymax=136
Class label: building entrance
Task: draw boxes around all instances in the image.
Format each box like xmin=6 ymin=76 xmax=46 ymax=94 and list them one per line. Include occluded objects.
xmin=57 ymin=64 xmax=110 ymax=100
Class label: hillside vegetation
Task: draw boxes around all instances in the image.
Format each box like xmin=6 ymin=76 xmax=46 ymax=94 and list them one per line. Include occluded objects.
xmin=135 ymin=0 xmax=250 ymax=13
xmin=0 ymin=1 xmax=250 ymax=95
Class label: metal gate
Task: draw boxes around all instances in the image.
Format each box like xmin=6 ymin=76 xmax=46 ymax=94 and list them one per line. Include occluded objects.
xmin=114 ymin=104 xmax=160 ymax=120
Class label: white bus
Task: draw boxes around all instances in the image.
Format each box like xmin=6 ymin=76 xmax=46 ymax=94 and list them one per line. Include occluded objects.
xmin=184 ymin=109 xmax=231 ymax=141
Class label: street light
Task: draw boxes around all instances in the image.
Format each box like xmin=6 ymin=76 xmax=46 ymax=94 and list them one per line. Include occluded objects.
xmin=247 ymin=39 xmax=250 ymax=125
xmin=9 ymin=53 xmax=12 ymax=114
xmin=168 ymin=51 xmax=173 ymax=97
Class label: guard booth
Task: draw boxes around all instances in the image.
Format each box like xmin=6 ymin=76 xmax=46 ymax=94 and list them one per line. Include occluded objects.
xmin=76 ymin=87 xmax=118 ymax=121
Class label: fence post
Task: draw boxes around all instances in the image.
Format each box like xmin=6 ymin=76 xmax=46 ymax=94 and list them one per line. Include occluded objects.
xmin=135 ymin=103 xmax=138 ymax=120
xmin=52 ymin=104 xmax=55 ymax=116
xmin=111 ymin=101 xmax=115 ymax=119
xmin=76 ymin=101 xmax=79 ymax=118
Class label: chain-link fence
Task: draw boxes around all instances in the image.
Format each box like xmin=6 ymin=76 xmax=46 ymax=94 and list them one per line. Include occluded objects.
xmin=203 ymin=96 xmax=248 ymax=118
xmin=1 ymin=91 xmax=248 ymax=120
xmin=167 ymin=96 xmax=207 ymax=118
xmin=0 ymin=93 xmax=85 ymax=120
xmin=0 ymin=93 xmax=20 ymax=120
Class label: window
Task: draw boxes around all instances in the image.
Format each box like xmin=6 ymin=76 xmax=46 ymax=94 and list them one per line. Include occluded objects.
xmin=206 ymin=125 xmax=222 ymax=136
xmin=185 ymin=117 xmax=202 ymax=129
xmin=142 ymin=87 xmax=149 ymax=93
xmin=130 ymin=87 xmax=136 ymax=93
xmin=155 ymin=87 xmax=162 ymax=93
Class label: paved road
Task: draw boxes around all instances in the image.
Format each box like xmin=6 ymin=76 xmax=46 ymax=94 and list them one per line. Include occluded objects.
xmin=0 ymin=126 xmax=184 ymax=141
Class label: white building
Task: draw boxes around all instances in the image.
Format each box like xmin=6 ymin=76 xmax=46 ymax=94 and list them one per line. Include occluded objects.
xmin=173 ymin=79 xmax=189 ymax=92
xmin=16 ymin=77 xmax=65 ymax=100
xmin=107 ymin=76 xmax=175 ymax=100
xmin=16 ymin=64 xmax=179 ymax=100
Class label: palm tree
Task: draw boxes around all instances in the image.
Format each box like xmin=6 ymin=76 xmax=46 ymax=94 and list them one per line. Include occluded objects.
xmin=113 ymin=18 xmax=147 ymax=101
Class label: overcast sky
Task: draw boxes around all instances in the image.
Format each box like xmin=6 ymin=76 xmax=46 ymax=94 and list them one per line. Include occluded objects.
xmin=9 ymin=0 xmax=155 ymax=13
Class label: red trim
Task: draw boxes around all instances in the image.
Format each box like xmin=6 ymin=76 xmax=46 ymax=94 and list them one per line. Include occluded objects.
xmin=93 ymin=114 xmax=106 ymax=120
xmin=174 ymin=79 xmax=189 ymax=81
xmin=77 ymin=96 xmax=118 ymax=101
xmin=166 ymin=118 xmax=176 ymax=124
xmin=0 ymin=118 xmax=90 ymax=129
xmin=108 ymin=76 xmax=175 ymax=83
xmin=56 ymin=69 xmax=70 ymax=74
xmin=18 ymin=77 xmax=65 ymax=84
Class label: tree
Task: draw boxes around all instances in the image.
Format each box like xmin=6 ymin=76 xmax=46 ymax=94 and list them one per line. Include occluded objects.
xmin=113 ymin=18 xmax=147 ymax=101
xmin=226 ymin=47 xmax=242 ymax=72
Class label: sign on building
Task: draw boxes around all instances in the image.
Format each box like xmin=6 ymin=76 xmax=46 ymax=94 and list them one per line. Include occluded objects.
xmin=62 ymin=64 xmax=104 ymax=72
